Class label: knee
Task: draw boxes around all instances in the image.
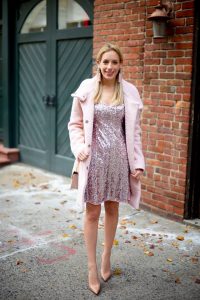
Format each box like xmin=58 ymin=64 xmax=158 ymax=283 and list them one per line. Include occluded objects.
xmin=105 ymin=202 xmax=119 ymax=217
xmin=86 ymin=204 xmax=101 ymax=223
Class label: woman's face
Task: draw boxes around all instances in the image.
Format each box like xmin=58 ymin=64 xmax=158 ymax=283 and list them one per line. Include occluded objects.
xmin=97 ymin=50 xmax=121 ymax=82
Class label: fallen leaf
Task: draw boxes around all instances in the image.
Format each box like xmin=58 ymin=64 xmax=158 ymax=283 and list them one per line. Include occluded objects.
xmin=21 ymin=268 xmax=28 ymax=273
xmin=191 ymin=257 xmax=198 ymax=264
xmin=34 ymin=202 xmax=40 ymax=205
xmin=125 ymin=240 xmax=131 ymax=243
xmin=62 ymin=233 xmax=70 ymax=238
xmin=150 ymin=219 xmax=158 ymax=224
xmin=69 ymin=224 xmax=77 ymax=229
xmin=54 ymin=208 xmax=60 ymax=211
xmin=176 ymin=235 xmax=184 ymax=241
xmin=132 ymin=235 xmax=138 ymax=240
xmin=175 ymin=277 xmax=181 ymax=284
xmin=113 ymin=239 xmax=119 ymax=246
xmin=144 ymin=251 xmax=154 ymax=256
xmin=171 ymin=241 xmax=179 ymax=248
xmin=13 ymin=180 xmax=20 ymax=188
xmin=113 ymin=268 xmax=122 ymax=275
xmin=195 ymin=278 xmax=200 ymax=284
xmin=149 ymin=244 xmax=155 ymax=249
xmin=119 ymin=225 xmax=127 ymax=229
xmin=60 ymin=200 xmax=67 ymax=205
xmin=127 ymin=221 xmax=136 ymax=225
xmin=167 ymin=258 xmax=173 ymax=262
xmin=16 ymin=259 xmax=23 ymax=265
xmin=120 ymin=220 xmax=128 ymax=225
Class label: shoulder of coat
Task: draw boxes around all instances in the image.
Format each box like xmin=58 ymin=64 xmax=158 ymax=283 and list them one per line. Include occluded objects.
xmin=71 ymin=76 xmax=97 ymax=101
xmin=122 ymin=79 xmax=143 ymax=109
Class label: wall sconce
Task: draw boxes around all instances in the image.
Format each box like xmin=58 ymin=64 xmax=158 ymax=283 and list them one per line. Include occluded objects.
xmin=148 ymin=0 xmax=174 ymax=38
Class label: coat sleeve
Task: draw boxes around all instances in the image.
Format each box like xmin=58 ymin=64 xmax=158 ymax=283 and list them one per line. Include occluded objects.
xmin=134 ymin=109 xmax=145 ymax=170
xmin=68 ymin=97 xmax=86 ymax=159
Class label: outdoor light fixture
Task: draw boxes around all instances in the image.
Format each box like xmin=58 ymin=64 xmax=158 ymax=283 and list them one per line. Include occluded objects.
xmin=148 ymin=0 xmax=174 ymax=38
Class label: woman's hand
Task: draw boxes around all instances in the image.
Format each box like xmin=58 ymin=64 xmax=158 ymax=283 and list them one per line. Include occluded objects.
xmin=130 ymin=169 xmax=143 ymax=180
xmin=77 ymin=149 xmax=89 ymax=161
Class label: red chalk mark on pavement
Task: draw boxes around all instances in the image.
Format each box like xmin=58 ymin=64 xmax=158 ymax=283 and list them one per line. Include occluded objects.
xmin=34 ymin=230 xmax=53 ymax=236
xmin=36 ymin=242 xmax=76 ymax=265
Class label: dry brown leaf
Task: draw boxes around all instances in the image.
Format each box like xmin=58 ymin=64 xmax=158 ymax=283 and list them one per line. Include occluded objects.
xmin=16 ymin=259 xmax=23 ymax=265
xmin=132 ymin=235 xmax=138 ymax=240
xmin=127 ymin=221 xmax=136 ymax=225
xmin=113 ymin=268 xmax=122 ymax=275
xmin=171 ymin=241 xmax=179 ymax=248
xmin=54 ymin=208 xmax=60 ymax=211
xmin=119 ymin=225 xmax=127 ymax=229
xmin=60 ymin=200 xmax=67 ymax=205
xmin=175 ymin=277 xmax=181 ymax=284
xmin=144 ymin=251 xmax=154 ymax=256
xmin=176 ymin=235 xmax=184 ymax=241
xmin=191 ymin=257 xmax=198 ymax=264
xmin=150 ymin=219 xmax=158 ymax=224
xmin=195 ymin=278 xmax=200 ymax=284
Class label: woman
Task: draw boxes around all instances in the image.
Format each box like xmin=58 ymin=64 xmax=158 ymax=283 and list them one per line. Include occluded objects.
xmin=68 ymin=43 xmax=145 ymax=295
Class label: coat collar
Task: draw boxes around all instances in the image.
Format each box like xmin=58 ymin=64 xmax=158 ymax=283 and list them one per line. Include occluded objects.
xmin=71 ymin=75 xmax=143 ymax=109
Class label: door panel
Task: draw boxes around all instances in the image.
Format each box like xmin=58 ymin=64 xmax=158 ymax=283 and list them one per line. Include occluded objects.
xmin=18 ymin=42 xmax=47 ymax=167
xmin=56 ymin=38 xmax=92 ymax=158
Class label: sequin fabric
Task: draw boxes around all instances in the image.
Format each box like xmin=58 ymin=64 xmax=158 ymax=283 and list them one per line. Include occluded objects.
xmin=84 ymin=103 xmax=130 ymax=205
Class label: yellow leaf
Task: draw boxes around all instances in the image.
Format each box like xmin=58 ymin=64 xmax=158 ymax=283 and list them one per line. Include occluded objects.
xmin=167 ymin=258 xmax=173 ymax=262
xmin=127 ymin=221 xmax=136 ymax=225
xmin=113 ymin=268 xmax=122 ymax=275
xmin=13 ymin=179 xmax=20 ymax=188
xmin=176 ymin=235 xmax=184 ymax=241
xmin=62 ymin=233 xmax=70 ymax=238
xmin=113 ymin=239 xmax=119 ymax=246
xmin=171 ymin=241 xmax=179 ymax=248
xmin=120 ymin=220 xmax=127 ymax=225
xmin=69 ymin=224 xmax=77 ymax=229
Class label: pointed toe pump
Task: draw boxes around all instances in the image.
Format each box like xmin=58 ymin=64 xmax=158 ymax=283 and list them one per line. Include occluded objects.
xmin=88 ymin=283 xmax=101 ymax=295
xmin=100 ymin=271 xmax=112 ymax=282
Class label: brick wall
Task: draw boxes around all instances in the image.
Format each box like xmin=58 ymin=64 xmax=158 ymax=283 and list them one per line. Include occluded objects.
xmin=93 ymin=0 xmax=194 ymax=221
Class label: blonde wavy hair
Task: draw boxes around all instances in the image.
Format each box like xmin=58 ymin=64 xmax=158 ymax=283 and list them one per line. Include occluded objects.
xmin=94 ymin=43 xmax=124 ymax=106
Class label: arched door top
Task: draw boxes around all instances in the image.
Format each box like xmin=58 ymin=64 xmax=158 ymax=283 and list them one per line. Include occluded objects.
xmin=17 ymin=0 xmax=93 ymax=34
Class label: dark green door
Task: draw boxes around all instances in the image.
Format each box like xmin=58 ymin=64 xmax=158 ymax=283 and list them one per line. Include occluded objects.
xmin=17 ymin=0 xmax=93 ymax=176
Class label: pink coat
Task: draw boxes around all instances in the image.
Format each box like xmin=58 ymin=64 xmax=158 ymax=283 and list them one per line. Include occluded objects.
xmin=68 ymin=75 xmax=145 ymax=211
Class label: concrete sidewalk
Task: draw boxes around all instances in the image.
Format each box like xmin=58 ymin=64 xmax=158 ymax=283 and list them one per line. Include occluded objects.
xmin=0 ymin=163 xmax=200 ymax=300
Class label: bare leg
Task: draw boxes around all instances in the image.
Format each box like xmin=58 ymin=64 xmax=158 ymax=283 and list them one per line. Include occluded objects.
xmin=84 ymin=202 xmax=101 ymax=294
xmin=101 ymin=201 xmax=119 ymax=281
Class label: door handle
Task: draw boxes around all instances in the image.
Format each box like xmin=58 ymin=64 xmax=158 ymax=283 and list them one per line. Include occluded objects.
xmin=42 ymin=95 xmax=56 ymax=107
xmin=48 ymin=95 xmax=56 ymax=107
xmin=42 ymin=95 xmax=49 ymax=105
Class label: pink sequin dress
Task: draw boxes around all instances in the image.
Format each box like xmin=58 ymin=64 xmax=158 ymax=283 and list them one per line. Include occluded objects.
xmin=84 ymin=103 xmax=130 ymax=205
